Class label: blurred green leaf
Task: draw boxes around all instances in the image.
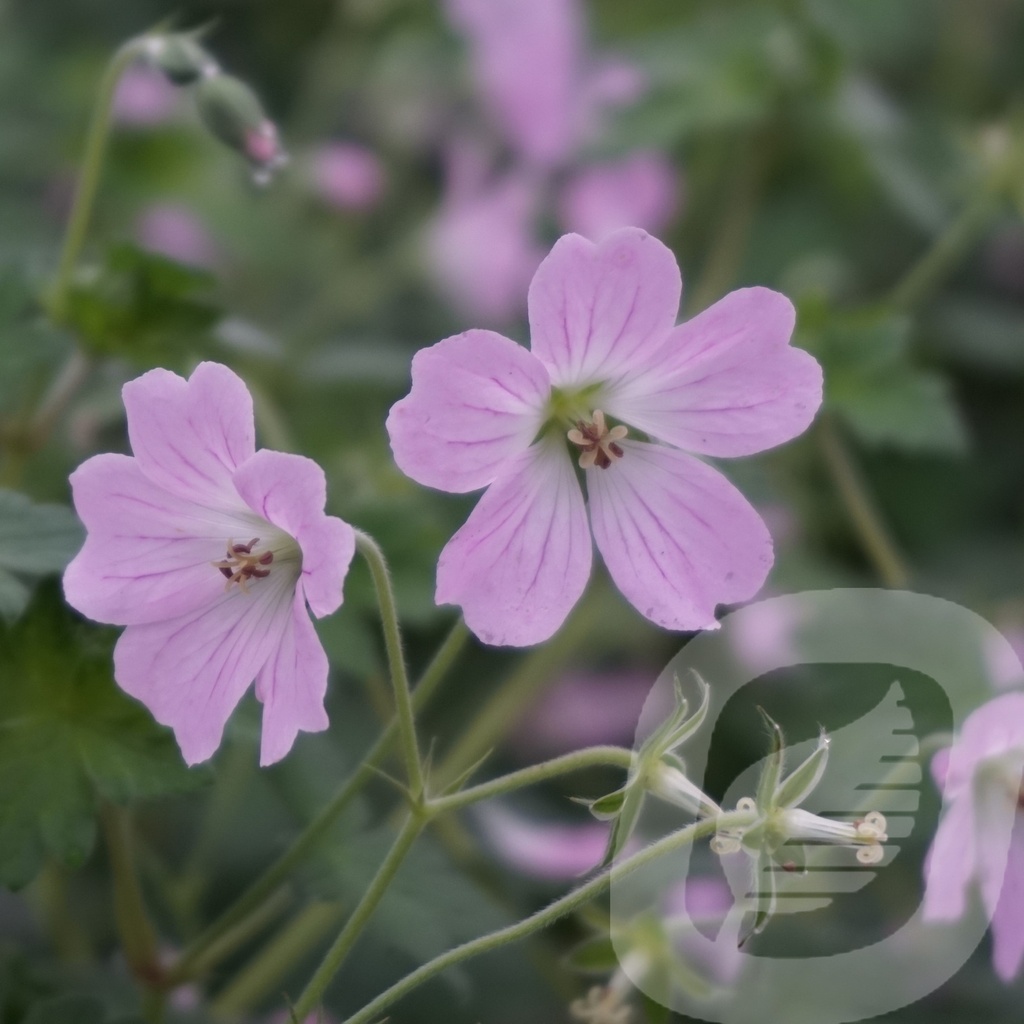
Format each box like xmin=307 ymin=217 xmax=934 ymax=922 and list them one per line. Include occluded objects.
xmin=806 ymin=309 xmax=968 ymax=452
xmin=0 ymin=490 xmax=83 ymax=621
xmin=564 ymin=934 xmax=619 ymax=974
xmin=64 ymin=244 xmax=221 ymax=369
xmin=0 ymin=587 xmax=207 ymax=889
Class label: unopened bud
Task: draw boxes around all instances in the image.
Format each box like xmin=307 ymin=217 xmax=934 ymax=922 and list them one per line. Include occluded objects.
xmin=195 ymin=76 xmax=288 ymax=183
xmin=146 ymin=34 xmax=218 ymax=86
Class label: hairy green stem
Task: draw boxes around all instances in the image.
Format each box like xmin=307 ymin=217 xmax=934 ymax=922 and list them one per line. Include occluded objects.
xmin=168 ymin=618 xmax=468 ymax=984
xmin=49 ymin=37 xmax=148 ymax=325
xmin=355 ymin=530 xmax=425 ymax=800
xmin=340 ymin=812 xmax=745 ymax=1024
xmin=290 ymin=813 xmax=428 ymax=1017
xmin=817 ymin=413 xmax=910 ymax=589
xmin=432 ymin=746 xmax=635 ymax=815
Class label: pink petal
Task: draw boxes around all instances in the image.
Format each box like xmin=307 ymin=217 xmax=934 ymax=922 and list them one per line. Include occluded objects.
xmin=123 ymin=362 xmax=255 ymax=507
xmin=922 ymin=792 xmax=976 ymax=921
xmin=606 ymin=288 xmax=822 ymax=457
xmin=255 ymin=591 xmax=330 ymax=766
xmin=64 ymin=453 xmax=251 ymax=625
xmin=445 ymin=0 xmax=582 ymax=167
xmin=992 ymin=813 xmax=1024 ymax=981
xmin=558 ymin=153 xmax=678 ymax=242
xmin=114 ymin=573 xmax=294 ymax=765
xmin=587 ymin=442 xmax=772 ymax=631
xmin=386 ymin=330 xmax=550 ymax=494
xmin=233 ymin=450 xmax=355 ymax=617
xmin=528 ymin=229 xmax=681 ymax=389
xmin=436 ymin=443 xmax=591 ymax=646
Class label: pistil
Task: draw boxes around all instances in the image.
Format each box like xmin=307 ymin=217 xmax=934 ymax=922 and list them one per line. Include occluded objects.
xmin=212 ymin=538 xmax=274 ymax=593
xmin=567 ymin=410 xmax=628 ymax=470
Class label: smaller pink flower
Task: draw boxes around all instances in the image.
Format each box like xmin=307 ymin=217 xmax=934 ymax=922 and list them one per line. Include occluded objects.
xmin=558 ymin=152 xmax=679 ymax=242
xmin=64 ymin=362 xmax=355 ymax=766
xmin=924 ymin=692 xmax=1024 ymax=981
xmin=309 ymin=142 xmax=386 ymax=211
xmin=389 ymin=228 xmax=822 ymax=646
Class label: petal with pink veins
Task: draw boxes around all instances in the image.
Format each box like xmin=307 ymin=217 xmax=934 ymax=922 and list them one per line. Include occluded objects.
xmin=607 ymin=288 xmax=822 ymax=457
xmin=64 ymin=453 xmax=258 ymax=625
xmin=436 ymin=443 xmax=591 ymax=646
xmin=588 ymin=442 xmax=772 ymax=631
xmin=387 ymin=330 xmax=550 ymax=494
xmin=922 ymin=792 xmax=976 ymax=921
xmin=528 ymin=229 xmax=681 ymax=389
xmin=123 ymin=362 xmax=255 ymax=507
xmin=255 ymin=591 xmax=330 ymax=765
xmin=991 ymin=812 xmax=1024 ymax=981
xmin=233 ymin=450 xmax=355 ymax=618
xmin=114 ymin=572 xmax=294 ymax=765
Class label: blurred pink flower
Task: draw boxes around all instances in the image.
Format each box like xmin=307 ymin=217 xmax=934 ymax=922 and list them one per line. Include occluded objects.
xmin=558 ymin=153 xmax=679 ymax=243
xmin=309 ymin=142 xmax=386 ymax=211
xmin=426 ymin=145 xmax=544 ymax=325
xmin=663 ymin=876 xmax=744 ymax=986
xmin=444 ymin=0 xmax=583 ymax=168
xmin=64 ymin=363 xmax=355 ymax=766
xmin=478 ymin=805 xmax=611 ymax=880
xmin=113 ymin=65 xmax=178 ymax=126
xmin=135 ymin=203 xmax=219 ymax=268
xmin=509 ymin=669 xmax=654 ymax=758
xmin=924 ymin=692 xmax=1024 ymax=981
xmin=389 ymin=228 xmax=822 ymax=646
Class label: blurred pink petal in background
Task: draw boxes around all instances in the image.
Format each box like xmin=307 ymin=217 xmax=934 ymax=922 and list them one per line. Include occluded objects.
xmin=444 ymin=0 xmax=583 ymax=168
xmin=135 ymin=203 xmax=219 ymax=267
xmin=113 ymin=64 xmax=178 ymax=126
xmin=477 ymin=805 xmax=612 ymax=880
xmin=558 ymin=152 xmax=679 ymax=242
xmin=309 ymin=142 xmax=386 ymax=211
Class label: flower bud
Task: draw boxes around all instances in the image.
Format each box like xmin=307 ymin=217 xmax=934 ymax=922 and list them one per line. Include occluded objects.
xmin=195 ymin=75 xmax=288 ymax=183
xmin=145 ymin=34 xmax=218 ymax=86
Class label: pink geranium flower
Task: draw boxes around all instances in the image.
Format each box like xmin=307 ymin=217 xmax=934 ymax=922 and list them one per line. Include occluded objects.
xmin=63 ymin=362 xmax=355 ymax=766
xmin=388 ymin=228 xmax=822 ymax=646
xmin=924 ymin=692 xmax=1024 ymax=981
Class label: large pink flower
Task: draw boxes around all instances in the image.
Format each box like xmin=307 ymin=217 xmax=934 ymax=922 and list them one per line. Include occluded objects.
xmin=388 ymin=228 xmax=822 ymax=646
xmin=63 ymin=362 xmax=355 ymax=766
xmin=924 ymin=692 xmax=1024 ymax=982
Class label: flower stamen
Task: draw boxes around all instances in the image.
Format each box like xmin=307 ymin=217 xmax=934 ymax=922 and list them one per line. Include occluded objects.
xmin=212 ymin=538 xmax=274 ymax=593
xmin=567 ymin=409 xmax=628 ymax=470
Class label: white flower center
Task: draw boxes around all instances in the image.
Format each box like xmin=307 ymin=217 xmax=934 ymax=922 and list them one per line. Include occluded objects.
xmin=567 ymin=409 xmax=629 ymax=470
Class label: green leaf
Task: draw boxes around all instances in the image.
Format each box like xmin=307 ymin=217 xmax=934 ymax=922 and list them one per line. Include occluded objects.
xmin=0 ymin=587 xmax=207 ymax=888
xmin=0 ymin=490 xmax=83 ymax=621
xmin=64 ymin=244 xmax=221 ymax=369
xmin=754 ymin=708 xmax=785 ymax=811
xmin=774 ymin=729 xmax=831 ymax=809
xmin=805 ymin=309 xmax=967 ymax=453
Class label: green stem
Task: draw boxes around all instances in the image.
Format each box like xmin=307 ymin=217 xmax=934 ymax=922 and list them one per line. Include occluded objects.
xmin=340 ymin=812 xmax=745 ymax=1024
xmin=431 ymin=746 xmax=634 ymax=815
xmin=49 ymin=37 xmax=148 ymax=325
xmin=290 ymin=813 xmax=428 ymax=1018
xmin=888 ymin=187 xmax=1000 ymax=312
xmin=355 ymin=530 xmax=425 ymax=800
xmin=817 ymin=413 xmax=910 ymax=589
xmin=210 ymin=902 xmax=344 ymax=1017
xmin=99 ymin=804 xmax=162 ymax=994
xmin=168 ymin=618 xmax=468 ymax=985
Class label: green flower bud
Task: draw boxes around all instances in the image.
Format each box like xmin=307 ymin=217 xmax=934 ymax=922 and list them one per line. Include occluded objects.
xmin=146 ymin=34 xmax=218 ymax=86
